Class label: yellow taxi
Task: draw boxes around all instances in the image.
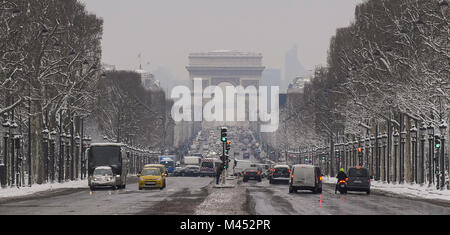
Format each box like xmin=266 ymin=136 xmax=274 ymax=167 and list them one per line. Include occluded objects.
xmin=138 ymin=167 xmax=165 ymax=190
xmin=144 ymin=164 xmax=168 ymax=180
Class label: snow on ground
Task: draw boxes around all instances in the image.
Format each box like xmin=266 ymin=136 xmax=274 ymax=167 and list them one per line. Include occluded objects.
xmin=0 ymin=180 xmax=88 ymax=199
xmin=323 ymin=176 xmax=450 ymax=202
xmin=194 ymin=179 xmax=249 ymax=215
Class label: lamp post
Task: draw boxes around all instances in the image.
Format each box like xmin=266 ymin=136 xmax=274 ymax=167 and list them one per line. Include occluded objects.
xmin=50 ymin=129 xmax=57 ymax=182
xmin=42 ymin=128 xmax=49 ymax=183
xmin=59 ymin=131 xmax=66 ymax=183
xmin=376 ymin=134 xmax=382 ymax=181
xmin=345 ymin=142 xmax=349 ymax=171
xmin=10 ymin=121 xmax=18 ymax=186
xmin=393 ymin=130 xmax=399 ymax=183
xmin=370 ymin=135 xmax=375 ymax=178
xmin=382 ymin=133 xmax=388 ymax=182
xmin=13 ymin=133 xmax=22 ymax=188
xmin=75 ymin=134 xmax=80 ymax=180
xmin=435 ymin=132 xmax=441 ymax=189
xmin=438 ymin=121 xmax=447 ymax=189
xmin=359 ymin=138 xmax=364 ymax=166
xmin=400 ymin=130 xmax=406 ymax=184
xmin=365 ymin=136 xmax=370 ymax=169
xmin=65 ymin=133 xmax=71 ymax=181
xmin=427 ymin=122 xmax=434 ymax=186
xmin=1 ymin=115 xmax=10 ymax=188
xmin=419 ymin=123 xmax=427 ymax=184
xmin=81 ymin=136 xmax=88 ymax=179
xmin=411 ymin=125 xmax=418 ymax=183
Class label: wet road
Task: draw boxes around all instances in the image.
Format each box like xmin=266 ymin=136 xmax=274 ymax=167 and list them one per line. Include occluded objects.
xmin=244 ymin=179 xmax=450 ymax=215
xmin=0 ymin=177 xmax=213 ymax=215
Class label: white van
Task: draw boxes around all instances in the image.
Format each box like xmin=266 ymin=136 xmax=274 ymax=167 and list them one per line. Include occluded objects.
xmin=234 ymin=159 xmax=252 ymax=176
xmin=289 ymin=164 xmax=323 ymax=194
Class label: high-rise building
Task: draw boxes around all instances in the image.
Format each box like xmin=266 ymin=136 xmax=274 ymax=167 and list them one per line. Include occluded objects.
xmin=283 ymin=45 xmax=307 ymax=93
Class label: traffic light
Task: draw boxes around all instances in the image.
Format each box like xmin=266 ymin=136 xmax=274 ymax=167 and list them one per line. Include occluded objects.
xmin=435 ymin=137 xmax=441 ymax=149
xmin=357 ymin=148 xmax=363 ymax=153
xmin=322 ymin=155 xmax=326 ymax=160
xmin=221 ymin=127 xmax=227 ymax=142
xmin=225 ymin=140 xmax=231 ymax=154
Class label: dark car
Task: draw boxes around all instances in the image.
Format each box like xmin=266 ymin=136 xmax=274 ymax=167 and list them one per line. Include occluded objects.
xmin=269 ymin=165 xmax=290 ymax=184
xmin=347 ymin=166 xmax=371 ymax=194
xmin=182 ymin=165 xmax=200 ymax=176
xmin=174 ymin=165 xmax=200 ymax=177
xmin=243 ymin=167 xmax=262 ymax=182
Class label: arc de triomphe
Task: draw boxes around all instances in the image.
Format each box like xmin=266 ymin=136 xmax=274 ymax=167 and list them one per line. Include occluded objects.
xmin=186 ymin=50 xmax=265 ymax=131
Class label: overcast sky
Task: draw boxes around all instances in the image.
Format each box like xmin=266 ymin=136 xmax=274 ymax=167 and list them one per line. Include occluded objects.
xmin=82 ymin=0 xmax=363 ymax=81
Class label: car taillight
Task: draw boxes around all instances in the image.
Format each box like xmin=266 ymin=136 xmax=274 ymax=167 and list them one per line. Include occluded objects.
xmin=339 ymin=180 xmax=346 ymax=183
xmin=291 ymin=174 xmax=294 ymax=179
xmin=257 ymin=171 xmax=261 ymax=175
xmin=243 ymin=172 xmax=247 ymax=175
xmin=319 ymin=176 xmax=323 ymax=181
xmin=345 ymin=178 xmax=349 ymax=181
xmin=288 ymin=169 xmax=291 ymax=173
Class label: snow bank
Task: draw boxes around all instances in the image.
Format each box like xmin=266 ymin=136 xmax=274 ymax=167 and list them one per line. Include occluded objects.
xmin=0 ymin=180 xmax=88 ymax=199
xmin=323 ymin=176 xmax=450 ymax=202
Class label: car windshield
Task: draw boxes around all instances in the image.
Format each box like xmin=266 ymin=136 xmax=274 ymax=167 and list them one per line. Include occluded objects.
xmin=274 ymin=167 xmax=289 ymax=173
xmin=245 ymin=167 xmax=258 ymax=172
xmin=142 ymin=168 xmax=161 ymax=176
xmin=93 ymin=168 xmax=112 ymax=176
xmin=348 ymin=168 xmax=369 ymax=177
xmin=201 ymin=161 xmax=213 ymax=168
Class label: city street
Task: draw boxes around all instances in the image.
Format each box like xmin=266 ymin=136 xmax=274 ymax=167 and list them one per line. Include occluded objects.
xmin=0 ymin=177 xmax=212 ymax=215
xmin=1 ymin=174 xmax=449 ymax=215
xmin=243 ymin=180 xmax=450 ymax=215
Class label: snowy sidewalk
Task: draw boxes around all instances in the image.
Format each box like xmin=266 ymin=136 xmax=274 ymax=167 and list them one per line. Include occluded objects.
xmin=323 ymin=176 xmax=450 ymax=204
xmin=0 ymin=180 xmax=88 ymax=199
xmin=194 ymin=179 xmax=250 ymax=215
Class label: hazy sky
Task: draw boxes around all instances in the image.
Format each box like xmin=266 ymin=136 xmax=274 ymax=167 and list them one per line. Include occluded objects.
xmin=82 ymin=0 xmax=363 ymax=81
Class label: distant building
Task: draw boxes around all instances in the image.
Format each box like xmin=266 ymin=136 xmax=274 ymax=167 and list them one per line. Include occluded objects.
xmin=283 ymin=45 xmax=307 ymax=93
xmin=102 ymin=63 xmax=116 ymax=71
xmin=135 ymin=67 xmax=161 ymax=90
xmin=287 ymin=75 xmax=312 ymax=94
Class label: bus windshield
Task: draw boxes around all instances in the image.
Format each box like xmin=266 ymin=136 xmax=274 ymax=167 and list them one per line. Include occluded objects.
xmin=160 ymin=160 xmax=174 ymax=168
xmin=89 ymin=146 xmax=121 ymax=167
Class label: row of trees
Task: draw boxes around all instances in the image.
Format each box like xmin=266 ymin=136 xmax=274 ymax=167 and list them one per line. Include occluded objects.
xmin=267 ymin=0 xmax=449 ymax=186
xmin=0 ymin=0 xmax=104 ymax=185
xmin=95 ymin=70 xmax=175 ymax=151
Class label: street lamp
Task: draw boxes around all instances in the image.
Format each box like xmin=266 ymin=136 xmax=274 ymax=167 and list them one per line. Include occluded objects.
xmin=75 ymin=134 xmax=80 ymax=179
xmin=419 ymin=122 xmax=427 ymax=184
xmin=365 ymin=136 xmax=370 ymax=169
xmin=427 ymin=122 xmax=434 ymax=186
xmin=382 ymin=133 xmax=388 ymax=182
xmin=400 ymin=130 xmax=407 ymax=184
xmin=10 ymin=121 xmax=17 ymax=186
xmin=411 ymin=125 xmax=418 ymax=183
xmin=439 ymin=121 xmax=447 ymax=189
xmin=370 ymin=135 xmax=375 ymax=178
xmin=42 ymin=128 xmax=49 ymax=183
xmin=393 ymin=130 xmax=399 ymax=183
xmin=50 ymin=129 xmax=57 ymax=182
xmin=65 ymin=133 xmax=72 ymax=181
xmin=376 ymin=134 xmax=382 ymax=181
xmin=59 ymin=131 xmax=66 ymax=183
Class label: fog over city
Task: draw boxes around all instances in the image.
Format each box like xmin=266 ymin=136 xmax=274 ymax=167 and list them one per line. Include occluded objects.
xmin=82 ymin=0 xmax=362 ymax=88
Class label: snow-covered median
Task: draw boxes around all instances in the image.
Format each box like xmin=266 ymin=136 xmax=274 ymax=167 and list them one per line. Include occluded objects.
xmin=0 ymin=180 xmax=88 ymax=199
xmin=323 ymin=176 xmax=450 ymax=203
